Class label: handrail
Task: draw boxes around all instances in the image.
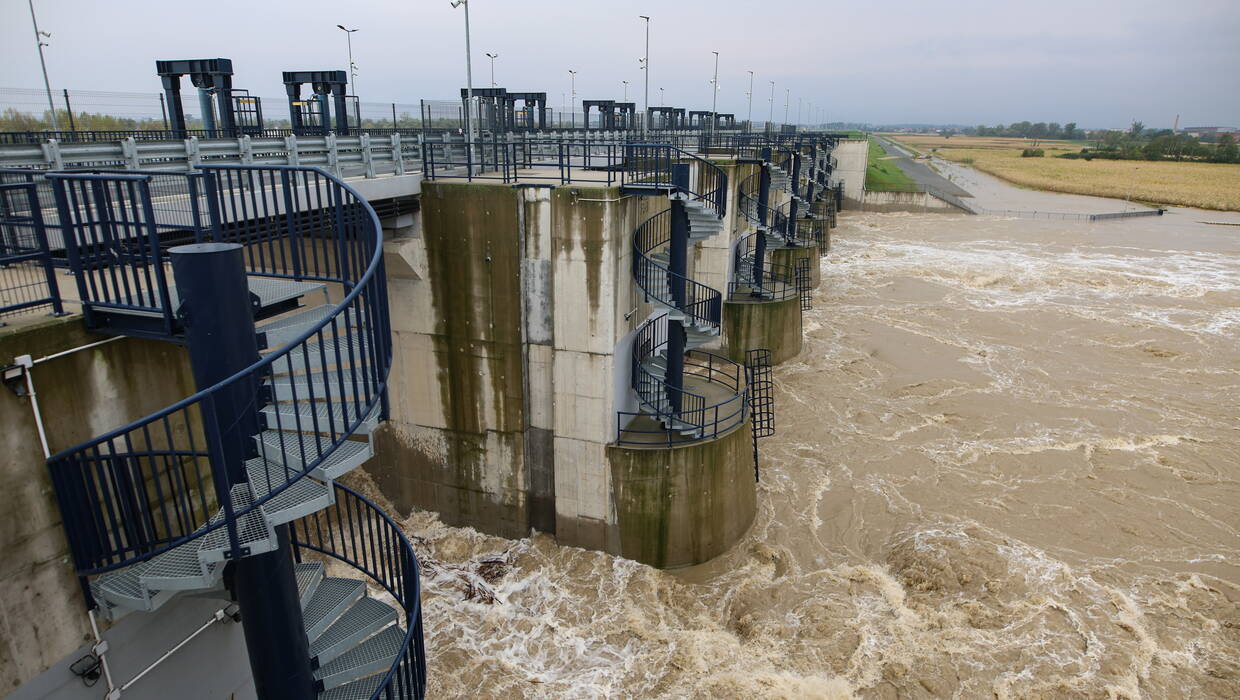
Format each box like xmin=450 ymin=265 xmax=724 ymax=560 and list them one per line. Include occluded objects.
xmin=290 ymin=482 xmax=425 ymax=699
xmin=46 ymin=165 xmax=392 ymax=582
xmin=631 ymin=209 xmax=722 ymax=329
xmin=0 ymin=181 xmax=64 ymax=317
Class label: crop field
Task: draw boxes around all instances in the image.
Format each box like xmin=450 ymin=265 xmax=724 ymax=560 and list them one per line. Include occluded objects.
xmin=885 ymin=134 xmax=1240 ymax=211
xmin=884 ymin=133 xmax=1088 ymax=154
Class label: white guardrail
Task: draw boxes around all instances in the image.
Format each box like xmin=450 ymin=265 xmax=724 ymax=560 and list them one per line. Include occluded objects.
xmin=0 ymin=129 xmax=715 ymax=179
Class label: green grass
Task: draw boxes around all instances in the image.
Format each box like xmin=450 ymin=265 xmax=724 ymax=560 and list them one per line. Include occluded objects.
xmin=864 ymin=137 xmax=920 ymax=192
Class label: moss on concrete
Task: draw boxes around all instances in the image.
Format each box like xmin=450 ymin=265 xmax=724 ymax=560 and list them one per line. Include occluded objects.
xmin=551 ymin=187 xmax=612 ymax=315
xmin=771 ymin=244 xmax=822 ymax=290
xmin=607 ymin=421 xmax=756 ymax=568
xmin=0 ymin=315 xmax=194 ymax=688
xmin=723 ymin=296 xmax=803 ymax=365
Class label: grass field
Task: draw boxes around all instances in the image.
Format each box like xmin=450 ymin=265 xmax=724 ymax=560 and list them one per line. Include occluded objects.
xmin=885 ymin=134 xmax=1240 ymax=211
xmin=865 ymin=138 xmax=919 ymax=192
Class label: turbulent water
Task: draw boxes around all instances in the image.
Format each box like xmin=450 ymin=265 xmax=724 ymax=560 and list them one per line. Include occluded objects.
xmin=370 ymin=202 xmax=1240 ymax=698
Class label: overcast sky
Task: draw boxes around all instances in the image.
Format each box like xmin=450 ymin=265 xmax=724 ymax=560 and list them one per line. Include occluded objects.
xmin=2 ymin=0 xmax=1237 ymax=128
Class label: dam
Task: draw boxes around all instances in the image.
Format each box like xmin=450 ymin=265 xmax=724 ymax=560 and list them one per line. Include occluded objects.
xmin=0 ymin=45 xmax=860 ymax=699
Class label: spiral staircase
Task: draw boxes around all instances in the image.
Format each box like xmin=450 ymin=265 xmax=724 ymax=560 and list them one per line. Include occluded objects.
xmin=620 ymin=148 xmax=748 ymax=444
xmin=44 ymin=165 xmax=425 ymax=698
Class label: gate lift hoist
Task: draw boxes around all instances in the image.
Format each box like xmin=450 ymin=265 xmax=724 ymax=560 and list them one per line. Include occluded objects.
xmin=282 ymin=70 xmax=351 ymax=136
xmin=157 ymin=58 xmax=256 ymax=139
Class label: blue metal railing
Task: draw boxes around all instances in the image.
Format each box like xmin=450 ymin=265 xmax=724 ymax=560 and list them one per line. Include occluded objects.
xmin=619 ymin=143 xmax=746 ymax=446
xmin=45 ymin=165 xmax=392 ymax=582
xmin=0 ymin=181 xmax=63 ymax=318
xmin=631 ymin=209 xmax=722 ymax=329
xmin=291 ymin=482 xmax=426 ymax=699
xmin=620 ymin=322 xmax=748 ymax=446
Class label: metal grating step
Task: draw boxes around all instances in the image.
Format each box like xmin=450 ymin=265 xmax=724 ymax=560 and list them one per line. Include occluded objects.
xmin=310 ymin=596 xmax=399 ymax=666
xmin=245 ymin=456 xmax=334 ymax=525
xmin=318 ymin=671 xmax=413 ymax=700
xmin=296 ymin=562 xmax=326 ymax=609
xmin=261 ymin=400 xmax=380 ymax=437
xmin=303 ymin=578 xmax=366 ymax=641
xmin=314 ymin=626 xmax=405 ymax=690
xmin=257 ymin=305 xmax=335 ymax=348
xmin=198 ymin=484 xmax=277 ymax=563
xmin=265 ymin=366 xmax=377 ymax=403
xmin=269 ymin=334 xmax=372 ymax=376
xmin=253 ymin=430 xmax=373 ymax=480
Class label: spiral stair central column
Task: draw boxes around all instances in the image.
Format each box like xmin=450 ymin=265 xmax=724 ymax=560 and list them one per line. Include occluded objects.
xmin=754 ymin=147 xmax=772 ymax=290
xmin=787 ymin=151 xmax=802 ymax=244
xmin=665 ymin=162 xmax=691 ymax=416
xmin=170 ymin=242 xmax=314 ymax=700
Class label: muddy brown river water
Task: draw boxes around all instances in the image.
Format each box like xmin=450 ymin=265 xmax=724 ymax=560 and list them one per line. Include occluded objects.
xmin=368 ymin=196 xmax=1240 ymax=698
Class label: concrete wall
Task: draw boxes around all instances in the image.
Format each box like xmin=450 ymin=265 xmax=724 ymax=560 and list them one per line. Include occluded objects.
xmin=860 ymin=189 xmax=956 ymax=213
xmin=722 ymin=297 xmax=804 ymax=366
xmin=831 ymin=139 xmax=869 ymax=207
xmin=371 ymin=176 xmax=761 ymax=568
xmin=607 ymin=420 xmax=755 ymax=569
xmin=0 ymin=316 xmax=252 ymax=698
xmin=771 ymin=244 xmax=823 ymax=290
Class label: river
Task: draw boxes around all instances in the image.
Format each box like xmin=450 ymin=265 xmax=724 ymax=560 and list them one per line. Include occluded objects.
xmin=370 ymin=186 xmax=1240 ymax=698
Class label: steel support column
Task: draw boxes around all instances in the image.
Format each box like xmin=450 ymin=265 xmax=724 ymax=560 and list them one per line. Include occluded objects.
xmin=169 ymin=243 xmax=314 ymax=700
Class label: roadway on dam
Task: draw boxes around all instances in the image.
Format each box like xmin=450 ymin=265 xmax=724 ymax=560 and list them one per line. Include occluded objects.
xmin=872 ymin=134 xmax=972 ymax=197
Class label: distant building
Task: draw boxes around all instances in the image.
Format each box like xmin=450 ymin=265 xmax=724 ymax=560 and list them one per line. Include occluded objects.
xmin=1182 ymin=126 xmax=1238 ymax=141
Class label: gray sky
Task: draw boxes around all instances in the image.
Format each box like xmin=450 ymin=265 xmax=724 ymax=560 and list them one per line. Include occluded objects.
xmin=2 ymin=0 xmax=1237 ymax=128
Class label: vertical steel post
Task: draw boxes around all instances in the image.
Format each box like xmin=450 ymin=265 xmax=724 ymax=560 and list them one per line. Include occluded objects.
xmin=665 ymin=162 xmax=691 ymax=417
xmin=787 ymin=152 xmax=801 ymax=243
xmin=62 ymin=89 xmax=76 ymax=132
xmin=332 ymin=85 xmax=349 ymax=135
xmin=198 ymin=88 xmax=216 ymax=135
xmin=754 ymin=147 xmax=771 ymax=290
xmin=169 ymin=242 xmax=314 ymax=700
xmin=164 ymin=78 xmax=187 ymax=138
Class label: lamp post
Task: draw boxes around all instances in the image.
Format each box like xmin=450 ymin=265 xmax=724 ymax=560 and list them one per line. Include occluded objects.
xmin=622 ymin=80 xmax=630 ymax=102
xmin=746 ymin=70 xmax=754 ymax=133
xmin=659 ymin=87 xmax=665 ymax=107
xmin=450 ymin=0 xmax=475 ymax=172
xmin=27 ymin=0 xmax=58 ymax=131
xmin=336 ymin=25 xmax=358 ymax=96
xmin=768 ymin=81 xmax=775 ymax=133
xmin=336 ymin=25 xmax=359 ymax=126
xmin=485 ymin=52 xmax=498 ymax=87
xmin=639 ymin=15 xmax=650 ymax=136
xmin=709 ymin=51 xmax=719 ymax=135
xmin=784 ymin=88 xmax=790 ymax=126
xmin=568 ymin=69 xmax=577 ymax=128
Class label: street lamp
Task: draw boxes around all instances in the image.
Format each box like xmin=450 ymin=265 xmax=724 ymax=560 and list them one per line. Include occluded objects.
xmin=659 ymin=87 xmax=665 ymax=107
xmin=27 ymin=0 xmax=58 ymax=131
xmin=336 ymin=25 xmax=358 ymax=96
xmin=485 ymin=52 xmax=498 ymax=87
xmin=746 ymin=70 xmax=754 ymax=133
xmin=336 ymin=24 xmax=359 ymax=126
xmin=709 ymin=51 xmax=719 ymax=135
xmin=622 ymin=80 xmax=630 ymax=102
xmin=568 ymin=69 xmax=577 ymax=128
xmin=639 ymin=15 xmax=650 ymax=136
xmin=450 ymin=0 xmax=475 ymax=171
xmin=768 ymin=81 xmax=775 ymax=133
xmin=784 ymin=88 xmax=790 ymax=126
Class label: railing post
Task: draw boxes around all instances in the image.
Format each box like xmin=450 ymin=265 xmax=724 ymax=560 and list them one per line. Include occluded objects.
xmin=787 ymin=152 xmax=801 ymax=244
xmin=754 ymin=147 xmax=772 ymax=289
xmin=169 ymin=242 xmax=315 ymax=700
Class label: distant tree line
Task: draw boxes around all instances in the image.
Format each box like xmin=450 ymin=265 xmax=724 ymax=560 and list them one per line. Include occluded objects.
xmin=968 ymin=121 xmax=1082 ymax=140
xmin=955 ymin=120 xmax=1239 ymax=164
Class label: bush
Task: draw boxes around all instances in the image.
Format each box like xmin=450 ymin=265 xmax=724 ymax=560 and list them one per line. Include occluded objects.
xmin=1021 ymin=148 xmax=1045 ymax=157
